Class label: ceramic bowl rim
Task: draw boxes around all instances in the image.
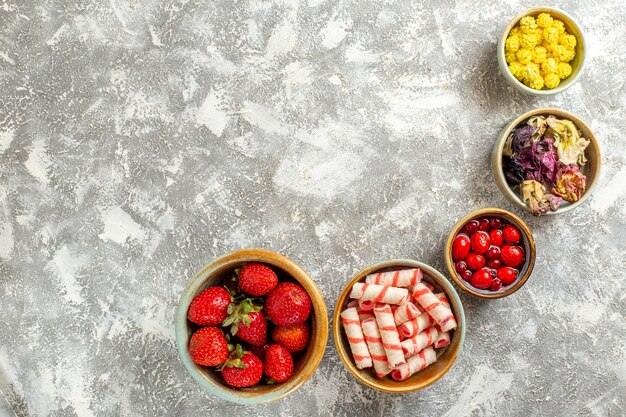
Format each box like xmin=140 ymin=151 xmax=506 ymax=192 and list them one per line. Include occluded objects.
xmin=497 ymin=6 xmax=587 ymax=95
xmin=444 ymin=208 xmax=536 ymax=299
xmin=491 ymin=107 xmax=602 ymax=215
xmin=175 ymin=248 xmax=328 ymax=405
xmin=332 ymin=259 xmax=465 ymax=393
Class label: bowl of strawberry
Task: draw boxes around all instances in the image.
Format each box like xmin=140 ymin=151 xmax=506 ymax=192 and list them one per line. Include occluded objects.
xmin=175 ymin=249 xmax=328 ymax=404
xmin=445 ymin=208 xmax=536 ymax=299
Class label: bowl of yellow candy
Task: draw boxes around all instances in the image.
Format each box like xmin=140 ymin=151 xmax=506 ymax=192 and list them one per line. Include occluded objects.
xmin=498 ymin=7 xmax=586 ymax=95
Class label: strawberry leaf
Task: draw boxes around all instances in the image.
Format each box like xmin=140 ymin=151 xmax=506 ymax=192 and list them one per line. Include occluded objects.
xmin=267 ymin=378 xmax=276 ymax=385
xmin=230 ymin=322 xmax=239 ymax=336
xmin=241 ymin=315 xmax=251 ymax=328
xmin=227 ymin=343 xmax=234 ymax=352
xmin=236 ymin=344 xmax=244 ymax=358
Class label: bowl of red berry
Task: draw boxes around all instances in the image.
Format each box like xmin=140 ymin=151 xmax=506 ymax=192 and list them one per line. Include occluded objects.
xmin=445 ymin=208 xmax=536 ymax=299
xmin=175 ymin=248 xmax=328 ymax=404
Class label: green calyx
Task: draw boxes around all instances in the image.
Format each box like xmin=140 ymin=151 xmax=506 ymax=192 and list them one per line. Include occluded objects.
xmin=217 ymin=344 xmax=248 ymax=371
xmin=222 ymin=298 xmax=262 ymax=336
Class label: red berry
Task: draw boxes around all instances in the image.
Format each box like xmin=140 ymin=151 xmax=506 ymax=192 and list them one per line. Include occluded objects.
xmin=490 ymin=278 xmax=503 ymax=291
xmin=188 ymin=287 xmax=232 ymax=326
xmin=462 ymin=269 xmax=473 ymax=281
xmin=188 ymin=327 xmax=228 ymax=367
xmin=238 ymin=263 xmax=279 ymax=296
xmin=503 ymin=225 xmax=521 ymax=244
xmin=462 ymin=220 xmax=480 ymax=234
xmin=489 ymin=229 xmax=504 ymax=247
xmin=271 ymin=323 xmax=310 ymax=352
xmin=452 ymin=235 xmax=471 ymax=261
xmin=487 ymin=259 xmax=501 ymax=269
xmin=221 ymin=353 xmax=263 ymax=387
xmin=497 ymin=267 xmax=518 ymax=285
xmin=455 ymin=261 xmax=467 ymax=273
xmin=470 ymin=231 xmax=490 ymax=255
xmin=479 ymin=219 xmax=491 ymax=231
xmin=236 ymin=311 xmax=267 ymax=346
xmin=266 ymin=282 xmax=311 ymax=326
xmin=490 ymin=217 xmax=502 ymax=229
xmin=465 ymin=253 xmax=486 ymax=271
xmin=264 ymin=344 xmax=294 ymax=383
xmin=501 ymin=245 xmax=524 ymax=268
xmin=470 ymin=269 xmax=494 ymax=289
xmin=486 ymin=246 xmax=501 ymax=260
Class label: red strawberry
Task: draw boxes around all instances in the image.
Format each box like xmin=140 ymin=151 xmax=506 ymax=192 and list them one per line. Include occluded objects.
xmin=238 ymin=263 xmax=278 ymax=296
xmin=266 ymin=282 xmax=311 ymax=326
xmin=264 ymin=344 xmax=294 ymax=383
xmin=188 ymin=327 xmax=228 ymax=367
xmin=236 ymin=311 xmax=267 ymax=346
xmin=220 ymin=351 xmax=263 ymax=388
xmin=271 ymin=323 xmax=310 ymax=352
xmin=188 ymin=287 xmax=232 ymax=326
xmin=223 ymin=299 xmax=267 ymax=346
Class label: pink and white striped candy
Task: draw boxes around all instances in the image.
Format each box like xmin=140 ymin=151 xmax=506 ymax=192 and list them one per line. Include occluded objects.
xmin=400 ymin=327 xmax=438 ymax=357
xmin=364 ymin=268 xmax=422 ymax=288
xmin=340 ymin=307 xmax=372 ymax=369
xmin=434 ymin=330 xmax=450 ymax=348
xmin=361 ymin=318 xmax=392 ymax=378
xmin=412 ymin=283 xmax=457 ymax=333
xmin=434 ymin=292 xmax=457 ymax=333
xmin=393 ymin=302 xmax=421 ymax=326
xmin=350 ymin=283 xmax=408 ymax=305
xmin=373 ymin=304 xmax=406 ymax=369
xmin=358 ymin=299 xmax=375 ymax=311
xmin=391 ymin=347 xmax=437 ymax=381
xmin=398 ymin=311 xmax=435 ymax=338
xmin=347 ymin=300 xmax=374 ymax=322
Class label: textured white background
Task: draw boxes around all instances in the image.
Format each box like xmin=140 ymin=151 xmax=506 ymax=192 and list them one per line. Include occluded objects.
xmin=0 ymin=0 xmax=625 ymax=416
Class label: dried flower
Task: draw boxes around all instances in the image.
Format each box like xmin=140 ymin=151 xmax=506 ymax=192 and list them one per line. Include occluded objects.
xmin=552 ymin=164 xmax=586 ymax=202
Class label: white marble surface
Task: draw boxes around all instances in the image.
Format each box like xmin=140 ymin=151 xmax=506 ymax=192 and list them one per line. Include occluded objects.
xmin=0 ymin=0 xmax=625 ymax=416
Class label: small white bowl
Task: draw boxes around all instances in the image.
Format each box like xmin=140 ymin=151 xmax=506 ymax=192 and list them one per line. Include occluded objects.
xmin=497 ymin=7 xmax=586 ymax=95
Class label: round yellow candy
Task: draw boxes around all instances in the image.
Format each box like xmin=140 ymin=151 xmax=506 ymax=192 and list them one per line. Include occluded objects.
xmin=542 ymin=58 xmax=558 ymax=74
xmin=505 ymin=50 xmax=517 ymax=64
xmin=528 ymin=76 xmax=545 ymax=90
xmin=523 ymin=63 xmax=541 ymax=82
xmin=543 ymin=27 xmax=559 ymax=43
xmin=559 ymin=33 xmax=577 ymax=50
xmin=520 ymin=33 xmax=539 ymax=49
xmin=553 ymin=44 xmax=570 ymax=61
xmin=532 ymin=46 xmax=547 ymax=64
xmin=558 ymin=62 xmax=572 ymax=79
xmin=505 ymin=35 xmax=520 ymax=52
xmin=519 ymin=16 xmax=538 ymax=30
xmin=509 ymin=62 xmax=524 ymax=80
xmin=536 ymin=13 xmax=553 ymax=29
xmin=552 ymin=20 xmax=566 ymax=34
xmin=545 ymin=73 xmax=560 ymax=89
xmin=516 ymin=48 xmax=533 ymax=65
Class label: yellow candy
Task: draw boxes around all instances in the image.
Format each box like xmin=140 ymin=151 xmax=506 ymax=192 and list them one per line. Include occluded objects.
xmin=520 ymin=33 xmax=539 ymax=49
xmin=532 ymin=46 xmax=547 ymax=64
xmin=523 ymin=63 xmax=541 ymax=82
xmin=536 ymin=13 xmax=553 ymax=28
xmin=552 ymin=20 xmax=566 ymax=34
xmin=553 ymin=44 xmax=570 ymax=61
xmin=542 ymin=57 xmax=558 ymax=74
xmin=558 ymin=62 xmax=572 ymax=79
xmin=543 ymin=27 xmax=559 ymax=43
xmin=505 ymin=50 xmax=517 ymax=64
xmin=528 ymin=76 xmax=545 ymax=90
xmin=509 ymin=62 xmax=524 ymax=80
xmin=516 ymin=48 xmax=533 ymax=65
xmin=519 ymin=16 xmax=538 ymax=30
xmin=505 ymin=35 xmax=520 ymax=52
xmin=545 ymin=73 xmax=560 ymax=89
xmin=559 ymin=33 xmax=577 ymax=50
xmin=504 ymin=14 xmax=577 ymax=90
